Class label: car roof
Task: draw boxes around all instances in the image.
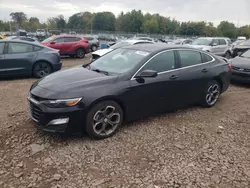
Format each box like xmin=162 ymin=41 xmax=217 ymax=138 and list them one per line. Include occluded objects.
xmin=123 ymin=39 xmax=154 ymax=44
xmin=0 ymin=39 xmax=42 ymax=46
xmin=122 ymin=43 xmax=195 ymax=52
xmin=55 ymin=34 xmax=83 ymax=38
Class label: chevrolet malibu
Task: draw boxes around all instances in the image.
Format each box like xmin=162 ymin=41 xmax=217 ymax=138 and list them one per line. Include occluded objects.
xmin=28 ymin=44 xmax=231 ymax=139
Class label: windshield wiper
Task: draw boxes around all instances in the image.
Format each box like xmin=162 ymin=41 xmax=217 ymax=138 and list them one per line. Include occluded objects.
xmin=91 ymin=68 xmax=109 ymax=75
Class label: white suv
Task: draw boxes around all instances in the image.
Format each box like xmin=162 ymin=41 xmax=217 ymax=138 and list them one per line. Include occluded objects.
xmin=188 ymin=37 xmax=232 ymax=58
xmin=36 ymin=29 xmax=46 ymax=37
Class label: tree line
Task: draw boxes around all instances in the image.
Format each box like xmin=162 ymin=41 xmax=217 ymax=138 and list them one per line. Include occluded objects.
xmin=1 ymin=10 xmax=250 ymax=38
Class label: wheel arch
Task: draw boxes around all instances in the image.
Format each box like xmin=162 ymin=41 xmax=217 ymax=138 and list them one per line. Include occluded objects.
xmin=32 ymin=60 xmax=53 ymax=75
xmin=214 ymin=76 xmax=223 ymax=92
xmin=86 ymin=96 xmax=127 ymax=122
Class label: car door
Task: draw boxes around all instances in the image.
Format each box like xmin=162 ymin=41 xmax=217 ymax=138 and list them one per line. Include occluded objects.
xmin=210 ymin=39 xmax=220 ymax=54
xmin=2 ymin=42 xmax=37 ymax=76
xmin=176 ymin=50 xmax=214 ymax=106
xmin=0 ymin=42 xmax=6 ymax=76
xmin=49 ymin=37 xmax=65 ymax=54
xmin=63 ymin=37 xmax=76 ymax=53
xmin=128 ymin=50 xmax=180 ymax=120
xmin=218 ymin=39 xmax=228 ymax=56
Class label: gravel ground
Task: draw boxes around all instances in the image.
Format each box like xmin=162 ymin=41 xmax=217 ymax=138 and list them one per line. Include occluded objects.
xmin=0 ymin=56 xmax=250 ymax=188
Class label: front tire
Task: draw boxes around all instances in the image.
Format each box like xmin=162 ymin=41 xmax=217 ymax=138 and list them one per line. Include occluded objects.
xmin=33 ymin=62 xmax=52 ymax=78
xmin=76 ymin=48 xmax=85 ymax=58
xmin=201 ymin=80 xmax=221 ymax=108
xmin=86 ymin=101 xmax=123 ymax=139
xmin=224 ymin=51 xmax=231 ymax=59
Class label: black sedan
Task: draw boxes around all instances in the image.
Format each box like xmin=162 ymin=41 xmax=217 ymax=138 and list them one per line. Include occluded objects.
xmin=0 ymin=40 xmax=62 ymax=78
xmin=231 ymin=49 xmax=250 ymax=83
xmin=28 ymin=44 xmax=231 ymax=139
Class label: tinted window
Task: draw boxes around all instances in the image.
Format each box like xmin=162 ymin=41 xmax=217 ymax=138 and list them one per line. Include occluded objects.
xmin=74 ymin=37 xmax=82 ymax=42
xmin=179 ymin=50 xmax=202 ymax=67
xmin=53 ymin=37 xmax=64 ymax=43
xmin=85 ymin=37 xmax=93 ymax=40
xmin=33 ymin=46 xmax=43 ymax=51
xmin=8 ymin=42 xmax=33 ymax=53
xmin=212 ymin=39 xmax=219 ymax=45
xmin=219 ymin=39 xmax=226 ymax=45
xmin=201 ymin=53 xmax=213 ymax=63
xmin=141 ymin=51 xmax=175 ymax=73
xmin=64 ymin=37 xmax=75 ymax=42
xmin=0 ymin=43 xmax=5 ymax=54
xmin=134 ymin=41 xmax=153 ymax=45
xmin=21 ymin=38 xmax=35 ymax=42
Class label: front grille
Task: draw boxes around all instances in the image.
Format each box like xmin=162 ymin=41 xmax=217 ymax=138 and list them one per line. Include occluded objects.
xmin=232 ymin=66 xmax=250 ymax=72
xmin=29 ymin=102 xmax=43 ymax=122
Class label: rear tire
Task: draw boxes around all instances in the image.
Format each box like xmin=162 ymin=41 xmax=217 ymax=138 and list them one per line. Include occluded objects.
xmin=201 ymin=80 xmax=221 ymax=108
xmin=91 ymin=45 xmax=97 ymax=52
xmin=86 ymin=100 xmax=123 ymax=139
xmin=33 ymin=62 xmax=52 ymax=78
xmin=76 ymin=48 xmax=85 ymax=58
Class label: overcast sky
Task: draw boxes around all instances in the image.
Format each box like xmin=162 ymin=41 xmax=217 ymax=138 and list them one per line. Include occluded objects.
xmin=0 ymin=0 xmax=250 ymax=26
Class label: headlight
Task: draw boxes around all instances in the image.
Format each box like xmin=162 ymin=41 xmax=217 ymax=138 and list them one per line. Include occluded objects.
xmin=42 ymin=98 xmax=82 ymax=108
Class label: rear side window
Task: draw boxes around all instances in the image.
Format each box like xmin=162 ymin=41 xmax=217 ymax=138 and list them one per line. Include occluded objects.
xmin=8 ymin=42 xmax=33 ymax=54
xmin=0 ymin=43 xmax=5 ymax=54
xmin=141 ymin=51 xmax=175 ymax=73
xmin=179 ymin=50 xmax=202 ymax=67
xmin=64 ymin=37 xmax=75 ymax=42
xmin=219 ymin=39 xmax=226 ymax=45
xmin=201 ymin=53 xmax=213 ymax=63
xmin=212 ymin=39 xmax=219 ymax=45
xmin=74 ymin=37 xmax=82 ymax=42
xmin=33 ymin=45 xmax=43 ymax=51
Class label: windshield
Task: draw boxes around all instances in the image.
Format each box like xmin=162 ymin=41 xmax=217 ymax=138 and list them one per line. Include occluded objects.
xmin=240 ymin=50 xmax=250 ymax=58
xmin=37 ymin=29 xmax=44 ymax=32
xmin=42 ymin=36 xmax=55 ymax=43
xmin=192 ymin=38 xmax=212 ymax=45
xmin=89 ymin=48 xmax=150 ymax=74
xmin=110 ymin=41 xmax=131 ymax=49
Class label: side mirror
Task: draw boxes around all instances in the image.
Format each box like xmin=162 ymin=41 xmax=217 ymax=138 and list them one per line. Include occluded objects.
xmin=212 ymin=43 xmax=217 ymax=46
xmin=50 ymin=41 xmax=55 ymax=44
xmin=135 ymin=70 xmax=158 ymax=79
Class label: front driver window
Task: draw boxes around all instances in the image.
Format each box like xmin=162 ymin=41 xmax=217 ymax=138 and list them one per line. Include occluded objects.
xmin=53 ymin=37 xmax=64 ymax=43
xmin=140 ymin=51 xmax=175 ymax=73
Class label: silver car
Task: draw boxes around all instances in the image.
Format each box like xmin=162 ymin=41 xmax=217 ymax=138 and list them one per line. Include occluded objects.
xmin=91 ymin=39 xmax=155 ymax=61
xmin=188 ymin=37 xmax=232 ymax=58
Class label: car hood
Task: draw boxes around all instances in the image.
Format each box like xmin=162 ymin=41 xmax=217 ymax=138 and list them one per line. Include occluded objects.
xmin=231 ymin=56 xmax=250 ymax=69
xmin=31 ymin=66 xmax=118 ymax=99
xmin=234 ymin=45 xmax=250 ymax=49
xmin=92 ymin=48 xmax=113 ymax=57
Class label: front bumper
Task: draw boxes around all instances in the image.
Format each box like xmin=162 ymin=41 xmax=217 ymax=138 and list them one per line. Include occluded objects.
xmin=52 ymin=62 xmax=62 ymax=72
xmin=28 ymin=95 xmax=86 ymax=134
xmin=231 ymin=71 xmax=250 ymax=83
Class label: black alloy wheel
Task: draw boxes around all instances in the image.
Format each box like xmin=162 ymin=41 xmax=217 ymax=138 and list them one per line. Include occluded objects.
xmin=76 ymin=48 xmax=85 ymax=58
xmin=33 ymin=62 xmax=52 ymax=78
xmin=86 ymin=101 xmax=123 ymax=139
xmin=201 ymin=80 xmax=221 ymax=107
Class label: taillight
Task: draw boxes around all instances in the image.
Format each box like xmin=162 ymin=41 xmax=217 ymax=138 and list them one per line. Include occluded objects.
xmin=228 ymin=63 xmax=232 ymax=71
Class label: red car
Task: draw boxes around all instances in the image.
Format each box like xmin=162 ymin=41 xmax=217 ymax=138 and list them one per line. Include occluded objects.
xmin=41 ymin=35 xmax=89 ymax=58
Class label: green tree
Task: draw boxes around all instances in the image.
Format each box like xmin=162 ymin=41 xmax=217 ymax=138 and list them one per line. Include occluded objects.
xmin=57 ymin=15 xmax=66 ymax=29
xmin=238 ymin=26 xmax=250 ymax=38
xmin=217 ymin=21 xmax=237 ymax=38
xmin=9 ymin=12 xmax=27 ymax=30
xmin=92 ymin=12 xmax=115 ymax=31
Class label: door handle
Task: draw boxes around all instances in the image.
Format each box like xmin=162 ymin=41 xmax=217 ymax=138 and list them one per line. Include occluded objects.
xmin=169 ymin=75 xmax=178 ymax=80
xmin=202 ymin=69 xmax=208 ymax=73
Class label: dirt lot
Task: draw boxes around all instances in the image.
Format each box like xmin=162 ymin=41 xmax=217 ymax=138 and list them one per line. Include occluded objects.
xmin=0 ymin=56 xmax=250 ymax=188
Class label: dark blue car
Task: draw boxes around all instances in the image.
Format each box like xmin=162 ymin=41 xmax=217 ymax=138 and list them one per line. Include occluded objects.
xmin=0 ymin=40 xmax=62 ymax=78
